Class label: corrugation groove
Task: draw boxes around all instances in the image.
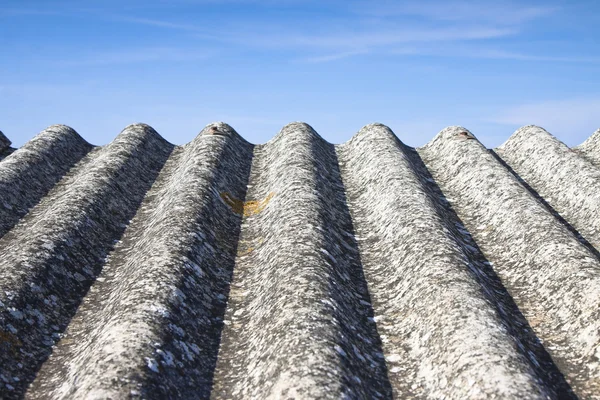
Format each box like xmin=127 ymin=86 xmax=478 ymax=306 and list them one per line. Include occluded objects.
xmin=405 ymin=147 xmax=575 ymax=399
xmin=0 ymin=148 xmax=15 ymax=162
xmin=0 ymin=125 xmax=93 ymax=239
xmin=0 ymin=131 xmax=11 ymax=152
xmin=338 ymin=124 xmax=564 ymax=398
xmin=212 ymin=122 xmax=391 ymax=398
xmin=419 ymin=126 xmax=600 ymax=399
xmin=496 ymin=125 xmax=600 ymax=252
xmin=27 ymin=123 xmax=252 ymax=399
xmin=0 ymin=131 xmax=13 ymax=162
xmin=0 ymin=122 xmax=598 ymax=399
xmin=0 ymin=124 xmax=173 ymax=398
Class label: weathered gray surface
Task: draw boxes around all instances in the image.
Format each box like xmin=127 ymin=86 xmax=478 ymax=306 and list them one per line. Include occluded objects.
xmin=575 ymin=128 xmax=600 ymax=167
xmin=337 ymin=124 xmax=564 ymax=399
xmin=0 ymin=122 xmax=598 ymax=399
xmin=419 ymin=126 xmax=600 ymax=399
xmin=0 ymin=125 xmax=93 ymax=238
xmin=0 ymin=130 xmax=13 ymax=161
xmin=212 ymin=123 xmax=390 ymax=399
xmin=0 ymin=124 xmax=172 ymax=396
xmin=28 ymin=123 xmax=249 ymax=399
xmin=496 ymin=125 xmax=600 ymax=250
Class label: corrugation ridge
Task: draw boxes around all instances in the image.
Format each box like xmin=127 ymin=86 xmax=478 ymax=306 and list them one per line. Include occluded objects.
xmin=212 ymin=122 xmax=391 ymax=398
xmin=342 ymin=123 xmax=397 ymax=148
xmin=418 ymin=127 xmax=600 ymax=399
xmin=574 ymin=128 xmax=600 ymax=167
xmin=0 ymin=130 xmax=11 ymax=152
xmin=191 ymin=121 xmax=252 ymax=146
xmin=1 ymin=121 xmax=447 ymax=150
xmin=117 ymin=122 xmax=173 ymax=146
xmin=338 ymin=125 xmax=556 ymax=398
xmin=495 ymin=125 xmax=600 ymax=251
xmin=0 ymin=125 xmax=93 ymax=239
xmin=309 ymin=134 xmax=392 ymax=398
xmin=212 ymin=123 xmax=340 ymax=398
xmin=28 ymin=126 xmax=252 ymax=399
xmin=0 ymin=124 xmax=173 ymax=398
xmin=495 ymin=124 xmax=549 ymax=150
xmin=421 ymin=125 xmax=479 ymax=149
xmin=251 ymin=121 xmax=325 ymax=146
xmin=263 ymin=122 xmax=396 ymax=147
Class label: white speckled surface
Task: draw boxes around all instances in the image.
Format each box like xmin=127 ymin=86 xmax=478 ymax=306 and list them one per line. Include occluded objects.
xmin=338 ymin=124 xmax=556 ymax=399
xmin=0 ymin=125 xmax=92 ymax=237
xmin=0 ymin=124 xmax=172 ymax=397
xmin=0 ymin=122 xmax=598 ymax=399
xmin=419 ymin=126 xmax=600 ymax=399
xmin=575 ymin=128 xmax=600 ymax=167
xmin=212 ymin=123 xmax=390 ymax=399
xmin=28 ymin=123 xmax=249 ymax=399
xmin=496 ymin=125 xmax=600 ymax=250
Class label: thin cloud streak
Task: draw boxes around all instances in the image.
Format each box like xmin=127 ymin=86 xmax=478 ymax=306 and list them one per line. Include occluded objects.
xmin=95 ymin=1 xmax=565 ymax=62
xmin=354 ymin=1 xmax=558 ymax=25
xmin=115 ymin=14 xmax=592 ymax=65
xmin=300 ymin=50 xmax=371 ymax=63
xmin=264 ymin=26 xmax=517 ymax=48
xmin=386 ymin=46 xmax=600 ymax=64
xmin=115 ymin=14 xmax=518 ymax=49
xmin=52 ymin=47 xmax=214 ymax=67
xmin=300 ymin=44 xmax=600 ymax=65
xmin=467 ymin=49 xmax=600 ymax=63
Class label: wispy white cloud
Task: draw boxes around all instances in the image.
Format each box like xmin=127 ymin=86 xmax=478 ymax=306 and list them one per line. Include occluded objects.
xmin=108 ymin=15 xmax=210 ymax=34
xmin=52 ymin=47 xmax=213 ymax=67
xmin=354 ymin=0 xmax=558 ymax=25
xmin=462 ymin=49 xmax=600 ymax=63
xmin=385 ymin=45 xmax=600 ymax=63
xmin=77 ymin=0 xmax=575 ymax=64
xmin=111 ymin=14 xmax=517 ymax=49
xmin=102 ymin=11 xmax=526 ymax=66
xmin=263 ymin=26 xmax=516 ymax=49
xmin=302 ymin=44 xmax=600 ymax=65
xmin=300 ymin=50 xmax=370 ymax=63
xmin=112 ymin=16 xmax=201 ymax=31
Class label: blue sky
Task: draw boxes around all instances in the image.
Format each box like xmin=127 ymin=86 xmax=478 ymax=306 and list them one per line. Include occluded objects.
xmin=1 ymin=0 xmax=599 ymax=148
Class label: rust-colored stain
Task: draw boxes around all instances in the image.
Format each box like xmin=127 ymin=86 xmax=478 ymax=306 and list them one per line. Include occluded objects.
xmin=458 ymin=131 xmax=476 ymax=140
xmin=237 ymin=237 xmax=265 ymax=257
xmin=207 ymin=126 xmax=227 ymax=136
xmin=220 ymin=192 xmax=275 ymax=217
xmin=0 ymin=330 xmax=22 ymax=356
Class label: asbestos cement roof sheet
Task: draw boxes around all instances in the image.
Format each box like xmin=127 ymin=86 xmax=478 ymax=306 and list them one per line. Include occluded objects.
xmin=0 ymin=122 xmax=599 ymax=399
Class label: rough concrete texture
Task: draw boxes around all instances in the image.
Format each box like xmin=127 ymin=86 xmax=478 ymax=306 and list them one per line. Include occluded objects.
xmin=419 ymin=126 xmax=600 ymax=399
xmin=0 ymin=123 xmax=598 ymax=399
xmin=575 ymin=128 xmax=600 ymax=167
xmin=496 ymin=125 xmax=600 ymax=251
xmin=0 ymin=125 xmax=93 ymax=238
xmin=338 ymin=124 xmax=567 ymax=399
xmin=0 ymin=131 xmax=15 ymax=162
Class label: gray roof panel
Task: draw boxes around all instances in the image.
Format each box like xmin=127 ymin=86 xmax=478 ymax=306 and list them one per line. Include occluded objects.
xmin=0 ymin=122 xmax=598 ymax=399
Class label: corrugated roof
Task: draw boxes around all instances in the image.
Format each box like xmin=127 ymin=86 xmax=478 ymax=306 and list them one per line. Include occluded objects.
xmin=0 ymin=131 xmax=14 ymax=162
xmin=0 ymin=122 xmax=599 ymax=399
